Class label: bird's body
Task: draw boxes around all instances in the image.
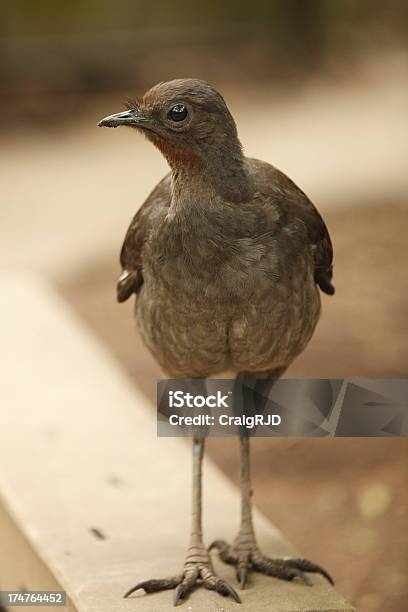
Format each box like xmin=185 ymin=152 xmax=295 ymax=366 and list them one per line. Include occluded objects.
xmin=121 ymin=158 xmax=331 ymax=377
xmin=99 ymin=78 xmax=334 ymax=606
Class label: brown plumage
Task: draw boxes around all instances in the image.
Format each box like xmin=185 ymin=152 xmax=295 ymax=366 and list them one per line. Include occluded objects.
xmin=99 ymin=79 xmax=335 ymax=606
xmin=104 ymin=80 xmax=334 ymax=378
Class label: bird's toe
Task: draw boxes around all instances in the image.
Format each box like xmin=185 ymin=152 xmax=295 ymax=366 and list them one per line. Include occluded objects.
xmin=124 ymin=576 xmax=182 ymax=598
xmin=209 ymin=539 xmax=237 ymax=564
xmin=251 ymin=553 xmax=334 ymax=586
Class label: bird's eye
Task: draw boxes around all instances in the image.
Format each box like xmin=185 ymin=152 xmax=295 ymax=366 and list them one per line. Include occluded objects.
xmin=168 ymin=104 xmax=188 ymax=122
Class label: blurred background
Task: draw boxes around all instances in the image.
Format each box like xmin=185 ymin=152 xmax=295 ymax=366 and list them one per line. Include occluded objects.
xmin=1 ymin=2 xmax=407 ymax=611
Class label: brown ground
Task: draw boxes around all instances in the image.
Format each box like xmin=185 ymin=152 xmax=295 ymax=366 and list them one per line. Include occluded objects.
xmin=60 ymin=202 xmax=408 ymax=612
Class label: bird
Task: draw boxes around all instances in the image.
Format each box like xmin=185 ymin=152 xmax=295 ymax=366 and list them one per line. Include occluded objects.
xmin=98 ymin=78 xmax=335 ymax=606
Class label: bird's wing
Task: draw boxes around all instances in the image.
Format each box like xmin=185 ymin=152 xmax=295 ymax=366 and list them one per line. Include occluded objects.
xmin=282 ymin=177 xmax=334 ymax=295
xmin=250 ymin=159 xmax=335 ymax=295
xmin=117 ymin=172 xmax=171 ymax=302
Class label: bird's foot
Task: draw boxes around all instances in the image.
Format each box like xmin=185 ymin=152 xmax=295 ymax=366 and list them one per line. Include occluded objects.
xmin=210 ymin=533 xmax=333 ymax=589
xmin=124 ymin=543 xmax=241 ymax=606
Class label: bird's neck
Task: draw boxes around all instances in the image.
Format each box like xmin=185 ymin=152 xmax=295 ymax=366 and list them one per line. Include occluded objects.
xmin=169 ymin=148 xmax=254 ymax=211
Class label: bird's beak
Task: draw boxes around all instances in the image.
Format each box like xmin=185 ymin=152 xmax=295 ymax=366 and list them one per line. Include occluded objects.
xmin=98 ymin=109 xmax=149 ymax=129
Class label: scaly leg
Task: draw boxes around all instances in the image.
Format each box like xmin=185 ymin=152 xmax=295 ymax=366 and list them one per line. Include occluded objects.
xmin=125 ymin=437 xmax=241 ymax=606
xmin=211 ymin=436 xmax=333 ymax=589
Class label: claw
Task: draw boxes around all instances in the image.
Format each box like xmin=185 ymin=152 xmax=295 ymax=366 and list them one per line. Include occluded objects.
xmin=123 ymin=582 xmax=144 ymax=598
xmin=209 ymin=539 xmax=227 ymax=552
xmin=237 ymin=566 xmax=248 ymax=589
xmin=173 ymin=584 xmax=184 ymax=606
xmin=217 ymin=580 xmax=242 ymax=603
xmin=124 ymin=579 xmax=165 ymax=598
xmin=124 ymin=576 xmax=181 ymax=598
xmin=209 ymin=539 xmax=237 ymax=564
xmin=288 ymin=568 xmax=312 ymax=586
xmin=285 ymin=558 xmax=334 ymax=586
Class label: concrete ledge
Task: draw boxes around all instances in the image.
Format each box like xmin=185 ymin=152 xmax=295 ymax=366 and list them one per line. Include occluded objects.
xmin=0 ymin=274 xmax=356 ymax=611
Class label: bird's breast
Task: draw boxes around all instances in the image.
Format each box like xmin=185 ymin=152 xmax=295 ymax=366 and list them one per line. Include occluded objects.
xmin=144 ymin=213 xmax=282 ymax=304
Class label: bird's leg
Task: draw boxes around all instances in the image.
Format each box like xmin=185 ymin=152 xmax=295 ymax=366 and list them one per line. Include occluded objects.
xmin=211 ymin=436 xmax=333 ymax=589
xmin=124 ymin=437 xmax=240 ymax=606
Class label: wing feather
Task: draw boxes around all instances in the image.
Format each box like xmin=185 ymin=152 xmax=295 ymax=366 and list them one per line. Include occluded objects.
xmin=117 ymin=172 xmax=171 ymax=302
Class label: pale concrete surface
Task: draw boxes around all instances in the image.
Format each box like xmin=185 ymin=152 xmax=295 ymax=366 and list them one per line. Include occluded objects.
xmin=0 ymin=275 xmax=355 ymax=611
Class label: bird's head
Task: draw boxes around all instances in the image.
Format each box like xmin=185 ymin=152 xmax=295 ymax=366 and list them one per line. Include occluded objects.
xmin=98 ymin=79 xmax=241 ymax=167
